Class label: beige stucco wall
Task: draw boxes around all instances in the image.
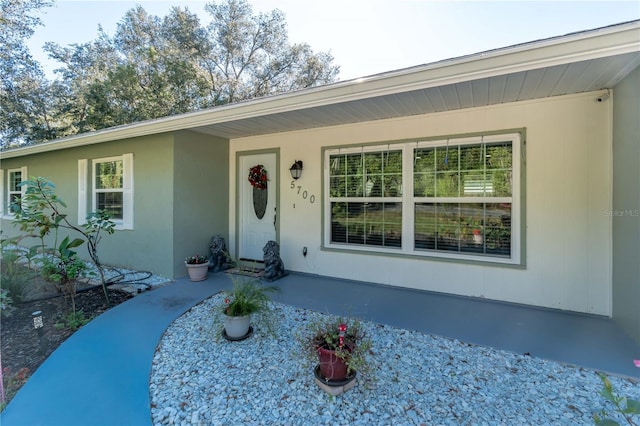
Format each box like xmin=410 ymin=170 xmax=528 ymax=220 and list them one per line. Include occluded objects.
xmin=229 ymin=91 xmax=613 ymax=315
xmin=612 ymin=65 xmax=640 ymax=343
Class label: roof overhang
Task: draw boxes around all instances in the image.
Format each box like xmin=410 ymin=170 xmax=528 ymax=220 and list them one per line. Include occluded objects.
xmin=3 ymin=20 xmax=639 ymax=159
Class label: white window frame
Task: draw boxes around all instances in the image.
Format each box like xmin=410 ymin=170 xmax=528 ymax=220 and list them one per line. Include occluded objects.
xmin=0 ymin=167 xmax=27 ymax=219
xmin=323 ymin=133 xmax=522 ymax=265
xmin=78 ymin=153 xmax=134 ymax=230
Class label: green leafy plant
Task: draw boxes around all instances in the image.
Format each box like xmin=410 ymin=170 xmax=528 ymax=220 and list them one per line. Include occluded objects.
xmin=222 ymin=278 xmax=278 ymax=317
xmin=0 ymin=248 xmax=34 ymax=306
xmin=41 ymin=241 xmax=86 ymax=284
xmin=41 ymin=236 xmax=87 ymax=315
xmin=594 ymin=361 xmax=640 ymax=425
xmin=10 ymin=177 xmax=115 ymax=306
xmin=0 ymin=235 xmax=42 ymax=270
xmin=54 ymin=310 xmax=90 ymax=331
xmin=213 ymin=277 xmax=279 ymax=338
xmin=185 ymin=254 xmax=209 ymax=265
xmin=485 ymin=216 xmax=511 ymax=250
xmin=0 ymin=288 xmax=16 ymax=318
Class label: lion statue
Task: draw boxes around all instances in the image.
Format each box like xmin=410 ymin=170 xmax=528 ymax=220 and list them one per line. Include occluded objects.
xmin=209 ymin=235 xmax=233 ymax=272
xmin=263 ymin=240 xmax=286 ymax=281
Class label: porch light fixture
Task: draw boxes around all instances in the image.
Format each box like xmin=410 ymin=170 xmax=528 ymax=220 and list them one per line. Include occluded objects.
xmin=289 ymin=160 xmax=303 ymax=180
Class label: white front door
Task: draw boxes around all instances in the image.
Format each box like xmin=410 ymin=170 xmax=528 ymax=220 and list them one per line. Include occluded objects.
xmin=238 ymin=152 xmax=277 ymax=261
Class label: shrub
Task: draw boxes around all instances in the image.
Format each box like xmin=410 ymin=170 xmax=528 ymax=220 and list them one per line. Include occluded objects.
xmin=0 ymin=250 xmax=33 ymax=305
xmin=10 ymin=177 xmax=115 ymax=306
xmin=222 ymin=278 xmax=278 ymax=317
xmin=54 ymin=311 xmax=90 ymax=331
xmin=0 ymin=288 xmax=16 ymax=317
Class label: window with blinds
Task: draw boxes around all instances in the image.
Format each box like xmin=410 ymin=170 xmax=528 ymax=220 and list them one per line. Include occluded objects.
xmin=324 ymin=133 xmax=521 ymax=264
xmin=328 ymin=149 xmax=403 ymax=248
xmin=413 ymin=141 xmax=513 ymax=257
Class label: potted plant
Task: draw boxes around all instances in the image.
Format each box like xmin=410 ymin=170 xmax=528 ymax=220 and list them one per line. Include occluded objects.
xmin=185 ymin=254 xmax=209 ymax=282
xmin=222 ymin=278 xmax=278 ymax=340
xmin=472 ymin=228 xmax=483 ymax=244
xmin=299 ymin=315 xmax=372 ymax=394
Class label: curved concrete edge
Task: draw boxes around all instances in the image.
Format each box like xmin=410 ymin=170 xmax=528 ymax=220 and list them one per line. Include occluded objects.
xmin=1 ymin=275 xmax=227 ymax=426
xmin=2 ymin=271 xmax=638 ymax=426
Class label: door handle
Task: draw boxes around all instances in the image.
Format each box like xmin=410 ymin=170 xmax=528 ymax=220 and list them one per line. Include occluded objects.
xmin=273 ymin=207 xmax=277 ymax=230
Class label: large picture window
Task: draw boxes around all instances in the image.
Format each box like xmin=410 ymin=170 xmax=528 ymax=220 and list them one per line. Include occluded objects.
xmin=324 ymin=133 xmax=522 ymax=264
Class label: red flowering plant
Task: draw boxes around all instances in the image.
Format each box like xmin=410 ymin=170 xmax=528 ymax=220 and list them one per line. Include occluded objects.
xmin=248 ymin=165 xmax=268 ymax=189
xmin=297 ymin=314 xmax=373 ymax=380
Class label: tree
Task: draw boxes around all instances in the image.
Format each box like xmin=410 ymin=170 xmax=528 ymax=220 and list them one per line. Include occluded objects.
xmin=35 ymin=0 xmax=340 ymax=136
xmin=1 ymin=0 xmax=340 ymax=145
xmin=0 ymin=0 xmax=52 ymax=79
xmin=0 ymin=0 xmax=55 ymax=148
xmin=10 ymin=177 xmax=116 ymax=307
xmin=43 ymin=29 xmax=121 ymax=134
xmin=204 ymin=0 xmax=339 ymax=104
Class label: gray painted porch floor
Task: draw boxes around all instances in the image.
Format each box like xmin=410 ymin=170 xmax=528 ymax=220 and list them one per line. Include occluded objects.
xmin=272 ymin=273 xmax=640 ymax=378
xmin=2 ymin=271 xmax=638 ymax=426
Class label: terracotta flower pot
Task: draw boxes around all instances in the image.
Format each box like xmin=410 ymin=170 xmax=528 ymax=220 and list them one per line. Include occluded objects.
xmin=185 ymin=262 xmax=208 ymax=282
xmin=316 ymin=345 xmax=350 ymax=381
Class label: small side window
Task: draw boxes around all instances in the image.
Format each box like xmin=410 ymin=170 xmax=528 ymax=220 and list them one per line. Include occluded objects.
xmin=1 ymin=167 xmax=27 ymax=218
xmin=80 ymin=154 xmax=134 ymax=229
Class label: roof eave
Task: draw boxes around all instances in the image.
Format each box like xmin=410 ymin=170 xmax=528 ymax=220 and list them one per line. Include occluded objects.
xmin=2 ymin=20 xmax=638 ymax=159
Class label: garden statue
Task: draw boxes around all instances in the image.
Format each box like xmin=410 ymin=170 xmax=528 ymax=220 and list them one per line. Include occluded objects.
xmin=209 ymin=235 xmax=234 ymax=272
xmin=263 ymin=240 xmax=286 ymax=281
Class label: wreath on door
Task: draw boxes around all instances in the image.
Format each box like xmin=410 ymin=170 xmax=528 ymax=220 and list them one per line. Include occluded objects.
xmin=248 ymin=164 xmax=268 ymax=190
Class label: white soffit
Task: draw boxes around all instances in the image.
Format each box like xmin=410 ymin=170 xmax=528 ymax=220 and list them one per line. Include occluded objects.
xmin=3 ymin=20 xmax=639 ymax=158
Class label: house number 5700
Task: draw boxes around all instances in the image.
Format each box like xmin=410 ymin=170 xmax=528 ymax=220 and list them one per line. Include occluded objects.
xmin=290 ymin=181 xmax=316 ymax=204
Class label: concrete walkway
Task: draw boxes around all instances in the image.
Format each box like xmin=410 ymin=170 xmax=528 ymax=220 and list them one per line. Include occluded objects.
xmin=1 ymin=275 xmax=223 ymax=426
xmin=2 ymin=272 xmax=639 ymax=425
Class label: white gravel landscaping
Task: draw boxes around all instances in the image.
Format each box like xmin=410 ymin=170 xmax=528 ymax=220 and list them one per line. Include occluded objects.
xmin=150 ymin=293 xmax=639 ymax=426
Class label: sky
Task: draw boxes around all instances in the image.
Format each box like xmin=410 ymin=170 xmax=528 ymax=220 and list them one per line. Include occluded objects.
xmin=27 ymin=0 xmax=640 ymax=82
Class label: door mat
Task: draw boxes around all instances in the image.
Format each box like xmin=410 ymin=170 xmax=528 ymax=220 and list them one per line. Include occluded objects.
xmin=226 ymin=266 xmax=264 ymax=279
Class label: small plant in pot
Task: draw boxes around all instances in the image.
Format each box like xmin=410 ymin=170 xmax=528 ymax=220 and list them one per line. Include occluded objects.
xmin=299 ymin=315 xmax=373 ymax=394
xmin=221 ymin=278 xmax=278 ymax=340
xmin=185 ymin=254 xmax=209 ymax=282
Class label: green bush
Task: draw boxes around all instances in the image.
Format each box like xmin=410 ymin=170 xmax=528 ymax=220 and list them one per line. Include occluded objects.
xmin=0 ymin=250 xmax=34 ymax=305
xmin=11 ymin=177 xmax=115 ymax=307
xmin=594 ymin=372 xmax=640 ymax=425
xmin=0 ymin=288 xmax=16 ymax=317
xmin=55 ymin=310 xmax=90 ymax=331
